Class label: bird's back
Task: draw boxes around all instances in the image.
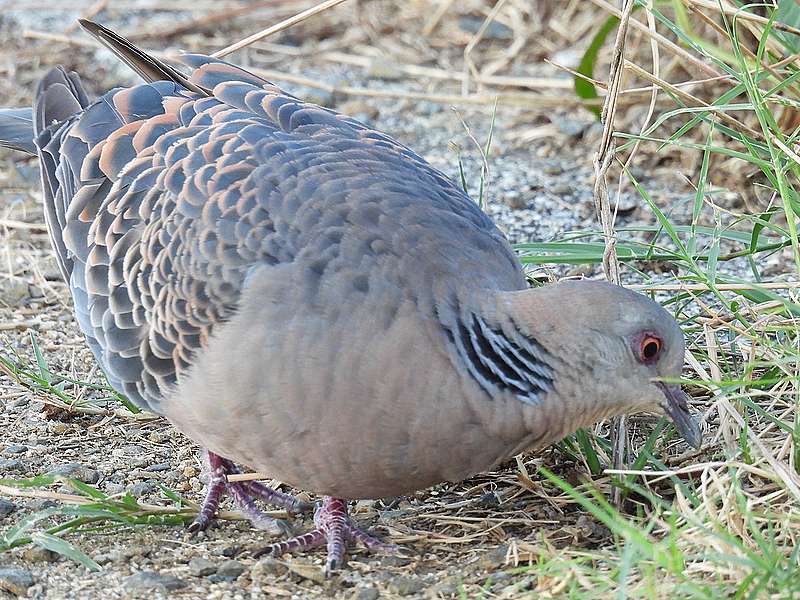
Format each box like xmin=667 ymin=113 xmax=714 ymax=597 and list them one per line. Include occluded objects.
xmin=33 ymin=50 xmax=525 ymax=414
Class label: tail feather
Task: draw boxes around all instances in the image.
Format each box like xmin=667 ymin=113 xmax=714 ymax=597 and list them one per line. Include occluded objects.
xmin=78 ymin=19 xmax=210 ymax=96
xmin=34 ymin=66 xmax=92 ymax=283
xmin=0 ymin=108 xmax=35 ymax=154
xmin=34 ymin=67 xmax=89 ymax=136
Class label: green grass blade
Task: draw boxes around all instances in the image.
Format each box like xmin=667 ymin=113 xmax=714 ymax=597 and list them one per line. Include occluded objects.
xmin=30 ymin=532 xmax=101 ymax=572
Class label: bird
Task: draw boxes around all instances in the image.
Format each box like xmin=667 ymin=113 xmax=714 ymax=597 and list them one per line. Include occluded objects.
xmin=0 ymin=20 xmax=701 ymax=574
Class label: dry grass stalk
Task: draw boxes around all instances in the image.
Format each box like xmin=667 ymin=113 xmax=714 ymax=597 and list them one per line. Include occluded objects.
xmin=19 ymin=29 xmax=598 ymax=108
xmin=590 ymin=0 xmax=730 ymax=81
xmin=683 ymin=0 xmax=794 ymax=92
xmin=684 ymin=0 xmax=800 ymax=37
xmin=623 ymin=60 xmax=763 ymax=140
xmin=462 ymin=0 xmax=510 ymax=95
xmin=422 ymin=0 xmax=458 ymax=36
xmin=0 ymin=219 xmax=48 ymax=231
xmin=320 ymin=50 xmax=573 ymax=90
xmin=219 ymin=63 xmax=602 ymax=108
xmin=592 ymin=0 xmax=635 ymax=505
xmin=0 ymin=484 xmax=275 ymax=522
xmin=64 ymin=0 xmax=109 ymax=32
xmin=128 ymin=0 xmax=295 ymax=40
xmin=212 ymin=0 xmax=351 ymax=58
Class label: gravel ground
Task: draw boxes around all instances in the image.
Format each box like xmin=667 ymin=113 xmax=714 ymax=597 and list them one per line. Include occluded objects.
xmin=0 ymin=3 xmax=754 ymax=599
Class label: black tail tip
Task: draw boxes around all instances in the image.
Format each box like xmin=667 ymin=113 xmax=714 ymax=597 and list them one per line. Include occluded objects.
xmin=77 ymin=19 xmax=102 ymax=35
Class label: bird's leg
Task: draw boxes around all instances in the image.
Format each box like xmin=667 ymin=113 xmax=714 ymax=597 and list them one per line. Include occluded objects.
xmin=188 ymin=451 xmax=312 ymax=534
xmin=253 ymin=496 xmax=399 ymax=575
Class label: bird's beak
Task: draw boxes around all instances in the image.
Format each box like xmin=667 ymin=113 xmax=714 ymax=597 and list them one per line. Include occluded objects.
xmin=657 ymin=383 xmax=702 ymax=449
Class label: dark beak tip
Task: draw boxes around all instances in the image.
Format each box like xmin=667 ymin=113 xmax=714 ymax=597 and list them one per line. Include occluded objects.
xmin=670 ymin=411 xmax=702 ymax=449
xmin=659 ymin=384 xmax=702 ymax=449
xmin=685 ymin=425 xmax=703 ymax=450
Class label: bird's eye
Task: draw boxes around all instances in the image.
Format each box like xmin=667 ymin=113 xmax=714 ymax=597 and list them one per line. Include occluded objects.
xmin=639 ymin=335 xmax=662 ymax=363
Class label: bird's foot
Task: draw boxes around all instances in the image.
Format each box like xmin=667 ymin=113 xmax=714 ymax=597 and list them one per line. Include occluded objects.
xmin=188 ymin=451 xmax=312 ymax=535
xmin=253 ymin=496 xmax=400 ymax=576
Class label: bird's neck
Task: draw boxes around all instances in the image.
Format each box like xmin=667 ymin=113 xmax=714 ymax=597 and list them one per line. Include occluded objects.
xmin=435 ymin=287 xmax=559 ymax=408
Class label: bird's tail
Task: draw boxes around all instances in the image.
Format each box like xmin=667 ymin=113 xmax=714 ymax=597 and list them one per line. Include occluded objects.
xmin=0 ymin=107 xmax=35 ymax=154
xmin=33 ymin=66 xmax=90 ymax=138
xmin=0 ymin=65 xmax=90 ymax=156
xmin=78 ymin=19 xmax=208 ymax=95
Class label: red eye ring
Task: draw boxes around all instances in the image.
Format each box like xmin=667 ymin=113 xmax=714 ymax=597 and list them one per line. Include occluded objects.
xmin=639 ymin=335 xmax=662 ymax=364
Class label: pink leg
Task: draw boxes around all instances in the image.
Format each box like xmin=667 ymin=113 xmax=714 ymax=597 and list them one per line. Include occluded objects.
xmin=188 ymin=451 xmax=311 ymax=533
xmin=253 ymin=496 xmax=400 ymax=575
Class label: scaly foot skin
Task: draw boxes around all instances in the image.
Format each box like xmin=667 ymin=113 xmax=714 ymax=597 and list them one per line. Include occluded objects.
xmin=188 ymin=451 xmax=312 ymax=535
xmin=254 ymin=496 xmax=400 ymax=575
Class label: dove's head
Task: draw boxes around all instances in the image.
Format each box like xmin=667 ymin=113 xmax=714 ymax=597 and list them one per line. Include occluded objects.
xmin=493 ymin=280 xmax=701 ymax=448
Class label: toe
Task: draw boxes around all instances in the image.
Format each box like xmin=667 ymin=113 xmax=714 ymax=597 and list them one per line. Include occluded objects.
xmin=324 ymin=556 xmax=343 ymax=578
xmin=188 ymin=515 xmax=211 ymax=534
xmin=251 ymin=544 xmax=277 ymax=559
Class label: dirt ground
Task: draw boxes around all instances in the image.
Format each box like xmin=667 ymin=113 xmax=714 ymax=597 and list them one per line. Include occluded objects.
xmin=0 ymin=1 xmax=740 ymax=599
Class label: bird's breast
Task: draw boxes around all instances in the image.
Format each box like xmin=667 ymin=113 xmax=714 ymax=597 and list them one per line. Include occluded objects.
xmin=162 ymin=263 xmax=536 ymax=498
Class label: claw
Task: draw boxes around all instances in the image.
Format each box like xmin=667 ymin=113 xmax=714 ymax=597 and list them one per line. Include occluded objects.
xmin=188 ymin=451 xmax=305 ymax=534
xmin=252 ymin=496 xmax=400 ymax=574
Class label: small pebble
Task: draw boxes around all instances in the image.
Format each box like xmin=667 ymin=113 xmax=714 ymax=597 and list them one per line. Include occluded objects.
xmin=215 ymin=559 xmax=246 ymax=580
xmin=352 ymin=587 xmax=379 ymax=600
xmin=550 ymin=183 xmax=572 ymax=196
xmin=146 ymin=462 xmax=171 ymax=472
xmin=389 ymin=576 xmax=425 ymax=596
xmin=458 ymin=15 xmax=512 ymax=39
xmin=251 ymin=557 xmax=288 ymax=581
xmin=615 ymin=194 xmax=639 ymax=216
xmin=474 ymin=543 xmax=510 ymax=571
xmin=0 ymin=567 xmax=34 ymax=597
xmin=365 ymin=59 xmax=404 ymax=81
xmin=379 ymin=554 xmax=412 ymax=568
xmin=543 ymin=164 xmax=564 ymax=175
xmin=50 ymin=423 xmax=68 ymax=435
xmin=477 ymin=491 xmax=500 ymax=507
xmin=181 ymin=466 xmax=197 ymax=478
xmin=92 ymin=553 xmax=114 ymax=566
xmin=503 ymin=191 xmax=528 ymax=210
xmin=48 ymin=463 xmax=100 ymax=484
xmin=567 ymin=263 xmax=594 ymax=278
xmin=29 ymin=499 xmax=58 ymax=510
xmin=302 ymin=89 xmax=334 ymax=108
xmin=430 ymin=582 xmax=459 ymax=597
xmin=338 ymin=100 xmax=379 ymax=124
xmin=0 ymin=459 xmax=23 ymax=472
xmin=556 ymin=117 xmax=591 ymax=139
xmin=188 ymin=557 xmax=216 ymax=577
xmin=0 ymin=281 xmax=28 ymax=307
xmin=0 ymin=499 xmax=17 ymax=519
xmin=21 ymin=545 xmax=59 ymax=563
xmin=3 ymin=445 xmax=27 ymax=455
xmin=122 ymin=571 xmax=186 ymax=596
xmin=127 ymin=481 xmax=155 ymax=497
xmin=92 ymin=548 xmax=140 ymax=565
xmin=286 ymin=561 xmax=326 ymax=584
xmin=104 ymin=483 xmax=126 ymax=495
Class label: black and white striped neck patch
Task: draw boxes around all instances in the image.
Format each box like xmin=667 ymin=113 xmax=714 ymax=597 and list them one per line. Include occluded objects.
xmin=445 ymin=313 xmax=554 ymax=405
